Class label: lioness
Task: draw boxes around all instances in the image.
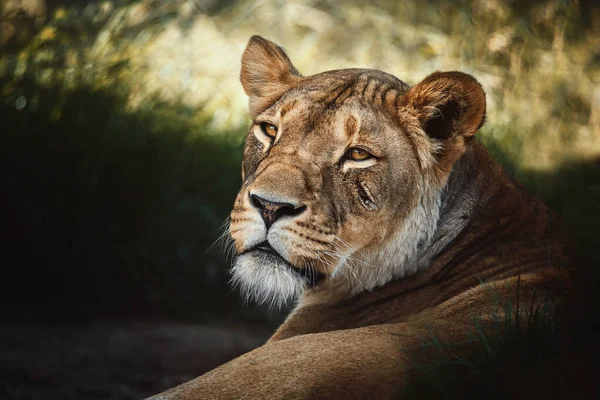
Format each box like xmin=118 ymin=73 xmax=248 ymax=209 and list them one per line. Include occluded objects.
xmin=149 ymin=36 xmax=571 ymax=399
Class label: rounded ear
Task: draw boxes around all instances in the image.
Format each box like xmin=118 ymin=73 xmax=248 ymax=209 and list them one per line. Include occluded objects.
xmin=400 ymin=71 xmax=486 ymax=140
xmin=241 ymin=36 xmax=302 ymax=117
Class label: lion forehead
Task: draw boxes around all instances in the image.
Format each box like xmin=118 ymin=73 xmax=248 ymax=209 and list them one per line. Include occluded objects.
xmin=281 ymin=69 xmax=411 ymax=116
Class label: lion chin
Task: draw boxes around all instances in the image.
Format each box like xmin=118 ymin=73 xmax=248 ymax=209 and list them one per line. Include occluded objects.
xmin=231 ymin=242 xmax=326 ymax=309
xmin=231 ymin=252 xmax=306 ymax=309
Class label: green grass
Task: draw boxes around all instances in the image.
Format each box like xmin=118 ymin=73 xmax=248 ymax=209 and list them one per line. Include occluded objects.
xmin=401 ymin=281 xmax=590 ymax=399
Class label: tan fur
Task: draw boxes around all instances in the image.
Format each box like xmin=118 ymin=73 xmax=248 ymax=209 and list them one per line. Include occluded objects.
xmin=148 ymin=36 xmax=572 ymax=400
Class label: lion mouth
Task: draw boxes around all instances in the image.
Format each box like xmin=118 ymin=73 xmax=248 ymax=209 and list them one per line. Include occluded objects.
xmin=243 ymin=242 xmax=325 ymax=286
xmin=253 ymin=241 xmax=281 ymax=257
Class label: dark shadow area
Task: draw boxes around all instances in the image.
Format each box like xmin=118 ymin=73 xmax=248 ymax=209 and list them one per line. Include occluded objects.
xmin=520 ymin=157 xmax=600 ymax=397
xmin=1 ymin=74 xmax=248 ymax=322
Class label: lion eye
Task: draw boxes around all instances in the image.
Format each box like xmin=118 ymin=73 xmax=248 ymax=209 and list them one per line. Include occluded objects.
xmin=259 ymin=122 xmax=278 ymax=139
xmin=346 ymin=148 xmax=372 ymax=161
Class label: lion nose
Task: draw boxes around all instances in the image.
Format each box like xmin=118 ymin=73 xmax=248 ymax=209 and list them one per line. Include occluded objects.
xmin=250 ymin=194 xmax=306 ymax=229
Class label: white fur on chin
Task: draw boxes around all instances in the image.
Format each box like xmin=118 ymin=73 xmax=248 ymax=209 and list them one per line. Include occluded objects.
xmin=230 ymin=253 xmax=307 ymax=309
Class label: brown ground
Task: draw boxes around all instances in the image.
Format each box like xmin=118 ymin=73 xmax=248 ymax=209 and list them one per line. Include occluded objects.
xmin=0 ymin=320 xmax=271 ymax=399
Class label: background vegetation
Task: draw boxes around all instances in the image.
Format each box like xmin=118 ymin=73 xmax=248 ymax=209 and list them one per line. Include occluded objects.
xmin=1 ymin=0 xmax=598 ymax=398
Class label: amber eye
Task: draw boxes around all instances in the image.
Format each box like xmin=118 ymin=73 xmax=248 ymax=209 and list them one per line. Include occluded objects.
xmin=346 ymin=148 xmax=372 ymax=161
xmin=259 ymin=122 xmax=278 ymax=139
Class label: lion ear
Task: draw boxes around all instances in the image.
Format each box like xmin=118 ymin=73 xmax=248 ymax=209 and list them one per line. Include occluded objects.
xmin=241 ymin=36 xmax=302 ymax=117
xmin=401 ymin=71 xmax=486 ymax=140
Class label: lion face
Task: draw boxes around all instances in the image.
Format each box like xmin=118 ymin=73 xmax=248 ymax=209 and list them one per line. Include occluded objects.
xmin=229 ymin=36 xmax=486 ymax=307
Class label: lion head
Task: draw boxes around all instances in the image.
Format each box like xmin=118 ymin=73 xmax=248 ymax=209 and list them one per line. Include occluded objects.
xmin=229 ymin=36 xmax=486 ymax=307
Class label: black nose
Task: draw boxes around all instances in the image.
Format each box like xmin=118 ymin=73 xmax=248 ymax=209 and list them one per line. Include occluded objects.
xmin=250 ymin=194 xmax=306 ymax=229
